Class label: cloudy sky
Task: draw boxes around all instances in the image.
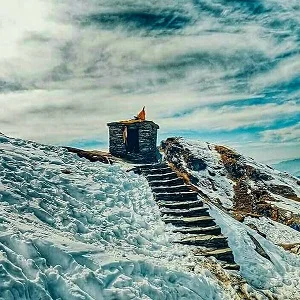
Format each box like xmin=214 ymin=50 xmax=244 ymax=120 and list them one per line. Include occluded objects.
xmin=0 ymin=0 xmax=299 ymax=162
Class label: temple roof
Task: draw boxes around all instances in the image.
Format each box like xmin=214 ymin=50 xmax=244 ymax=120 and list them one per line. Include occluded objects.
xmin=107 ymin=120 xmax=159 ymax=129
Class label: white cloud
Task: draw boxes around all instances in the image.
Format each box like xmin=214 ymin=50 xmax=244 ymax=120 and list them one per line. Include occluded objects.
xmin=232 ymin=140 xmax=300 ymax=163
xmin=159 ymin=101 xmax=300 ymax=131
xmin=0 ymin=0 xmax=72 ymax=86
xmin=0 ymin=0 xmax=296 ymax=93
xmin=261 ymin=124 xmax=300 ymax=143
xmin=0 ymin=88 xmax=255 ymax=143
xmin=251 ymin=55 xmax=300 ymax=91
xmin=0 ymin=0 xmax=51 ymax=59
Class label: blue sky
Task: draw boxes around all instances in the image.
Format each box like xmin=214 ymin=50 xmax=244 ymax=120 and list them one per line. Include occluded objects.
xmin=0 ymin=0 xmax=299 ymax=162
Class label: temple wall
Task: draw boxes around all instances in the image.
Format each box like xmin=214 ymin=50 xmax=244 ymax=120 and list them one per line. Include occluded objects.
xmin=107 ymin=121 xmax=159 ymax=163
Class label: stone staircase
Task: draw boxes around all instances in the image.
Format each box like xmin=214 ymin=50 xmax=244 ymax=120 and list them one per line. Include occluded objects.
xmin=134 ymin=162 xmax=239 ymax=270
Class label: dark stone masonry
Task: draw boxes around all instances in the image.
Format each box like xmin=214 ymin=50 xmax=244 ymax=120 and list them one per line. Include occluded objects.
xmin=107 ymin=120 xmax=159 ymax=163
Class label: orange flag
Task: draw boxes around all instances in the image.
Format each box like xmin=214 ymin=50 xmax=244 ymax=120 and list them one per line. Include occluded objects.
xmin=137 ymin=106 xmax=146 ymax=120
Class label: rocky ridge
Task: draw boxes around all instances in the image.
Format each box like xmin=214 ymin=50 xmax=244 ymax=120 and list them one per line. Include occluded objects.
xmin=161 ymin=137 xmax=300 ymax=255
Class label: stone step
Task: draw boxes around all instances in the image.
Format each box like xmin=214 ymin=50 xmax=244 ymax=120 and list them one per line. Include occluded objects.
xmin=137 ymin=163 xmax=167 ymax=169
xmin=163 ymin=216 xmax=216 ymax=227
xmin=158 ymin=200 xmax=204 ymax=209
xmin=161 ymin=206 xmax=209 ymax=217
xmin=149 ymin=178 xmax=185 ymax=187
xmin=141 ymin=167 xmax=173 ymax=175
xmin=223 ymin=263 xmax=240 ymax=270
xmin=154 ymin=191 xmax=198 ymax=201
xmin=152 ymin=185 xmax=191 ymax=193
xmin=194 ymin=247 xmax=235 ymax=264
xmin=177 ymin=235 xmax=228 ymax=248
xmin=140 ymin=163 xmax=238 ymax=268
xmin=146 ymin=172 xmax=178 ymax=181
xmin=173 ymin=225 xmax=221 ymax=235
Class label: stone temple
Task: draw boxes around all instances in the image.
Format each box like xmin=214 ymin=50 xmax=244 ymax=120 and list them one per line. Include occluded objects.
xmin=107 ymin=120 xmax=159 ymax=163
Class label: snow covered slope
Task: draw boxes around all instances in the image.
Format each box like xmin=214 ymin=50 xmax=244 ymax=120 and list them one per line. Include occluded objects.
xmin=1 ymin=134 xmax=300 ymax=299
xmin=0 ymin=134 xmax=249 ymax=299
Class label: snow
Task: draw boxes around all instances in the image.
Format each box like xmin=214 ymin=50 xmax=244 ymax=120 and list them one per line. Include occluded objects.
xmin=179 ymin=139 xmax=235 ymax=209
xmin=244 ymin=216 xmax=300 ymax=245
xmin=0 ymin=135 xmax=237 ymax=299
xmin=268 ymin=193 xmax=300 ymax=215
xmin=241 ymin=156 xmax=300 ymax=198
xmin=209 ymin=205 xmax=300 ymax=299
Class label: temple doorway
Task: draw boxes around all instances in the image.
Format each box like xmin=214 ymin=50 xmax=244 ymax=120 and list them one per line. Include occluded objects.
xmin=127 ymin=128 xmax=139 ymax=153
